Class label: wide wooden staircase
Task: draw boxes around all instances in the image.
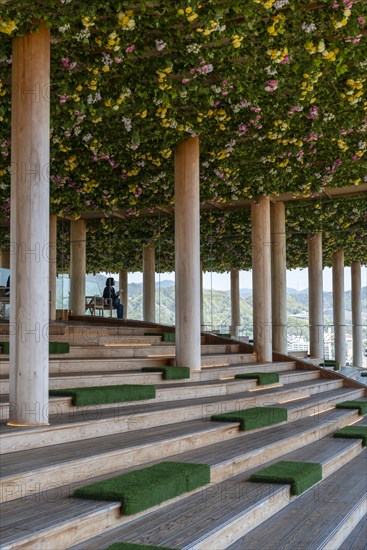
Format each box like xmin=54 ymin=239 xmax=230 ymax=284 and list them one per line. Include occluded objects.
xmin=0 ymin=321 xmax=366 ymax=549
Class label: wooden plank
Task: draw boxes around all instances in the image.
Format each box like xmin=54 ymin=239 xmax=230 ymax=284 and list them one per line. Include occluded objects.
xmin=228 ymin=450 xmax=367 ymax=550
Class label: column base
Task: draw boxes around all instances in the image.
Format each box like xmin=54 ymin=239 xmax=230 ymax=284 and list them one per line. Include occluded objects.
xmin=7 ymin=421 xmax=50 ymax=427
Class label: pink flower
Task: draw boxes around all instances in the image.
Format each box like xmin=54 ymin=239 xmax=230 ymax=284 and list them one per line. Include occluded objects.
xmin=265 ymin=79 xmax=278 ymax=92
xmin=125 ymin=45 xmax=136 ymax=54
xmin=114 ymin=57 xmax=123 ymax=63
xmin=358 ymin=17 xmax=365 ymax=26
xmin=182 ymin=78 xmax=190 ymax=84
xmin=280 ymin=55 xmax=291 ymax=65
xmin=307 ymin=106 xmax=319 ymax=119
xmin=238 ymin=123 xmax=248 ymax=135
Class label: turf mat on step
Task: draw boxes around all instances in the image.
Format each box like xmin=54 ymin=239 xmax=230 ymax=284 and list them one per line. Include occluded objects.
xmin=144 ymin=332 xmax=176 ymax=342
xmin=211 ymin=407 xmax=287 ymax=430
xmin=49 ymin=384 xmax=156 ymax=406
xmin=1 ymin=341 xmax=70 ymax=354
xmin=250 ymin=461 xmax=322 ymax=495
xmin=74 ymin=461 xmax=210 ymax=515
xmin=333 ymin=426 xmax=367 ymax=446
xmin=335 ymin=401 xmax=367 ymax=416
xmin=234 ymin=372 xmax=279 ymax=385
xmin=141 ymin=366 xmax=190 ymax=379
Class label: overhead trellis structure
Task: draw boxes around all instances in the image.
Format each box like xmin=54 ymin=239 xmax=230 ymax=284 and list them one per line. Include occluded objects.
xmin=0 ymin=0 xmax=366 ymax=271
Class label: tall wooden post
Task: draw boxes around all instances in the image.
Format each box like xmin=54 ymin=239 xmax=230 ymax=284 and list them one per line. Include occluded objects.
xmin=49 ymin=214 xmax=57 ymax=321
xmin=9 ymin=24 xmax=50 ymax=425
xmin=70 ymin=219 xmax=86 ymax=316
xmin=351 ymin=261 xmax=362 ymax=368
xmin=308 ymin=232 xmax=324 ymax=359
xmin=175 ymin=137 xmax=201 ymax=370
xmin=231 ymin=269 xmax=240 ymax=338
xmin=252 ymin=196 xmax=272 ymax=362
xmin=119 ymin=270 xmax=128 ymax=319
xmin=143 ymin=245 xmax=155 ymax=322
xmin=271 ymin=202 xmax=287 ymax=354
xmin=333 ymin=249 xmax=346 ymax=367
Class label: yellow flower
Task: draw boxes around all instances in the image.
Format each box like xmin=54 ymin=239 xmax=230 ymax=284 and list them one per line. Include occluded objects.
xmin=102 ymin=65 xmax=110 ymax=73
xmin=0 ymin=19 xmax=17 ymax=35
xmin=117 ymin=10 xmax=136 ymax=30
xmin=82 ymin=17 xmax=95 ymax=27
xmin=231 ymin=35 xmax=243 ymax=48
xmin=160 ymin=149 xmax=172 ymax=159
xmin=140 ymin=110 xmax=148 ymax=118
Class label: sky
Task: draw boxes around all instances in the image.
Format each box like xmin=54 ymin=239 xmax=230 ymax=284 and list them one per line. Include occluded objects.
xmin=127 ymin=266 xmax=367 ymax=293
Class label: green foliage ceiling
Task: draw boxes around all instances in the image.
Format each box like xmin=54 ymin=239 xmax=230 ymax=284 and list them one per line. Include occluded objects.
xmin=0 ymin=0 xmax=366 ymax=271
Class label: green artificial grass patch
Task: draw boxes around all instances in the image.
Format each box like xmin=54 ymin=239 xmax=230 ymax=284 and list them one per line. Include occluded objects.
xmin=319 ymin=359 xmax=340 ymax=371
xmin=333 ymin=426 xmax=367 ymax=446
xmin=74 ymin=461 xmax=210 ymax=515
xmin=250 ymin=461 xmax=322 ymax=495
xmin=105 ymin=543 xmax=175 ymax=550
xmin=335 ymin=401 xmax=367 ymax=416
xmin=141 ymin=366 xmax=190 ymax=380
xmin=49 ymin=384 xmax=156 ymax=406
xmin=0 ymin=342 xmax=69 ymax=354
xmin=145 ymin=332 xmax=176 ymax=342
xmin=211 ymin=407 xmax=287 ymax=431
xmin=234 ymin=372 xmax=279 ymax=385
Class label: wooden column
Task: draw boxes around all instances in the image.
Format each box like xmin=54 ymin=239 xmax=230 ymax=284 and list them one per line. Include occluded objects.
xmin=230 ymin=269 xmax=240 ymax=338
xmin=175 ymin=137 xmax=201 ymax=370
xmin=143 ymin=245 xmax=155 ymax=322
xmin=119 ymin=270 xmax=128 ymax=319
xmin=351 ymin=261 xmax=362 ymax=368
xmin=49 ymin=214 xmax=57 ymax=321
xmin=9 ymin=24 xmax=50 ymax=426
xmin=252 ymin=196 xmax=272 ymax=362
xmin=0 ymin=249 xmax=10 ymax=269
xmin=333 ymin=249 xmax=346 ymax=367
xmin=308 ymin=232 xmax=324 ymax=359
xmin=271 ymin=202 xmax=287 ymax=354
xmin=69 ymin=219 xmax=86 ymax=316
xmin=200 ymin=263 xmax=204 ymax=329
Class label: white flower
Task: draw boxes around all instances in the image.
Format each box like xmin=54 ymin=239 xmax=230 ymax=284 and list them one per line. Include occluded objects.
xmin=323 ymin=113 xmax=335 ymax=122
xmin=121 ymin=117 xmax=132 ymax=132
xmin=102 ymin=53 xmax=113 ymax=66
xmin=75 ymin=28 xmax=91 ymax=42
xmin=273 ymin=0 xmax=289 ymax=8
xmin=302 ymin=22 xmax=317 ymax=33
xmin=155 ymin=40 xmax=167 ymax=51
xmin=186 ymin=43 xmax=202 ymax=54
xmin=58 ymin=23 xmax=70 ymax=33
xmin=82 ymin=133 xmax=92 ymax=142
xmin=265 ymin=65 xmax=278 ymax=76
xmin=358 ymin=141 xmax=366 ymax=150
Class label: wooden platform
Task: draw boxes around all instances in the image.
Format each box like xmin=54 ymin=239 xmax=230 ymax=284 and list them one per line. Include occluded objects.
xmin=1 ymin=321 xmax=366 ymax=549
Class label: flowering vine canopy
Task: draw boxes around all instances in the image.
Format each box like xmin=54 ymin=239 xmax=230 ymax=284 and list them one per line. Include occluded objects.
xmin=0 ymin=0 xmax=366 ymax=271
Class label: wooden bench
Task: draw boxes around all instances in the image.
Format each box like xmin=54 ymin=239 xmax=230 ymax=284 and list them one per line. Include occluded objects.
xmin=85 ymin=296 xmax=113 ymax=317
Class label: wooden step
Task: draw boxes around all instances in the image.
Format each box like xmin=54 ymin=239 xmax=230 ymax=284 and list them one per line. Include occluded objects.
xmin=227 ymin=448 xmax=367 ymax=550
xmin=339 ymin=514 xmax=367 ymax=550
xmin=0 ymin=409 xmax=361 ymax=549
xmin=70 ymin=435 xmax=365 ymax=550
xmin=0 ymin=396 xmax=362 ymax=504
xmin=37 ymin=343 xmax=242 ymax=359
xmin=0 ymin=368 xmax=320 ymax=420
xmin=0 ymin=378 xmax=353 ymax=453
xmin=0 ymin=360 xmax=298 ymax=395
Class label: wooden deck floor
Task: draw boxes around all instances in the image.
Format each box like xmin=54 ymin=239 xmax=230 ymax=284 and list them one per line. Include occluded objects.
xmin=0 ymin=408 xmax=361 ymax=548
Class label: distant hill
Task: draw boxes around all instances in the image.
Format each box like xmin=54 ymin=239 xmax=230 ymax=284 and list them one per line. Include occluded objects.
xmin=56 ymin=274 xmax=366 ymax=340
